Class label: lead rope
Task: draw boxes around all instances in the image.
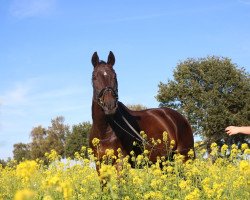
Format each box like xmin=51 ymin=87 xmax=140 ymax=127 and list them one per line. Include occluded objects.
xmin=112 ymin=118 xmax=144 ymax=143
xmin=112 ymin=112 xmax=154 ymax=147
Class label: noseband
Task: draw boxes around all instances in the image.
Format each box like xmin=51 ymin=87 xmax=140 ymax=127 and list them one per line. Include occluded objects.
xmin=96 ymin=86 xmax=118 ymax=108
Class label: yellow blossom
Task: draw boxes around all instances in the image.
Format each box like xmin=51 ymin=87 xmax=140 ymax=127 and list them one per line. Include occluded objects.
xmin=133 ymin=176 xmax=143 ymax=185
xmin=14 ymin=189 xmax=36 ymax=200
xmin=144 ymin=191 xmax=163 ymax=200
xmin=231 ymin=144 xmax=238 ymax=149
xmin=239 ymin=160 xmax=249 ymax=172
xmin=170 ymin=140 xmax=175 ymax=149
xmin=188 ymin=149 xmax=195 ymax=158
xmin=92 ymin=138 xmax=100 ymax=147
xmin=16 ymin=160 xmax=38 ymax=182
xmin=221 ymin=144 xmax=228 ymax=155
xmin=105 ymin=149 xmax=114 ymax=157
xmin=185 ymin=188 xmax=200 ymax=200
xmin=163 ymin=131 xmax=168 ymax=142
xmin=244 ymin=148 xmax=250 ymax=155
xmin=241 ymin=143 xmax=249 ymax=151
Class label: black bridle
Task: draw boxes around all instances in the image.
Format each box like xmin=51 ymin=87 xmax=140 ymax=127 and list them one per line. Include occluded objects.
xmin=95 ymin=86 xmax=118 ymax=108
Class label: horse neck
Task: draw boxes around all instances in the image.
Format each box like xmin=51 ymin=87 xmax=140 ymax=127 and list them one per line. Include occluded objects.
xmin=91 ymin=100 xmax=109 ymax=136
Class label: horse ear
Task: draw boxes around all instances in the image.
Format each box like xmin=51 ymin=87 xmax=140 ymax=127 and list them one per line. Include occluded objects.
xmin=91 ymin=52 xmax=99 ymax=67
xmin=107 ymin=51 xmax=115 ymax=66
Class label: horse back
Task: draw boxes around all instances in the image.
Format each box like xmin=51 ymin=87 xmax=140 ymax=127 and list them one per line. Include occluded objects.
xmin=118 ymin=102 xmax=194 ymax=155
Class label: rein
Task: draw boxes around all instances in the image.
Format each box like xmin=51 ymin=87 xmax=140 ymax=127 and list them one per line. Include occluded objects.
xmin=111 ymin=109 xmax=167 ymax=151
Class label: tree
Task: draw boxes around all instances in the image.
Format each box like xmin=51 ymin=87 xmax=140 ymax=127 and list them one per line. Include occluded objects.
xmin=156 ymin=56 xmax=250 ymax=147
xmin=127 ymin=104 xmax=147 ymax=111
xmin=30 ymin=125 xmax=47 ymax=160
xmin=65 ymin=122 xmax=91 ymax=158
xmin=0 ymin=159 xmax=7 ymax=167
xmin=13 ymin=143 xmax=31 ymax=162
xmin=46 ymin=116 xmax=69 ymax=158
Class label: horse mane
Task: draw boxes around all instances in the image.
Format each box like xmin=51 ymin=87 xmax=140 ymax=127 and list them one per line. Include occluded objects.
xmin=107 ymin=102 xmax=142 ymax=156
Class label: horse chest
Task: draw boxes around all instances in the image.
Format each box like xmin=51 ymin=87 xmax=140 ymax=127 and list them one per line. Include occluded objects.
xmin=97 ymin=133 xmax=123 ymax=156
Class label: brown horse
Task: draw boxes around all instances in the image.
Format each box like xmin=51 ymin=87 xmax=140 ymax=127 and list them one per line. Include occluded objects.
xmin=89 ymin=51 xmax=194 ymax=167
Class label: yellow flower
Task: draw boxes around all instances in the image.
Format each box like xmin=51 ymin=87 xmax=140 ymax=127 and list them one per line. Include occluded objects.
xmin=99 ymin=164 xmax=116 ymax=181
xmin=170 ymin=140 xmax=175 ymax=149
xmin=14 ymin=189 xmax=36 ymax=200
xmin=143 ymin=150 xmax=149 ymax=155
xmin=150 ymin=179 xmax=163 ymax=190
xmin=133 ymin=176 xmax=143 ymax=185
xmin=211 ymin=142 xmax=217 ymax=148
xmin=230 ymin=148 xmax=238 ymax=158
xmin=43 ymin=195 xmax=53 ymax=200
xmin=45 ymin=149 xmax=60 ymax=161
xmin=165 ymin=166 xmax=173 ymax=173
xmin=47 ymin=175 xmax=60 ymax=186
xmin=241 ymin=143 xmax=249 ymax=151
xmin=105 ymin=149 xmax=114 ymax=157
xmin=157 ymin=139 xmax=162 ymax=144
xmin=239 ymin=160 xmax=249 ymax=172
xmin=16 ymin=160 xmax=38 ymax=182
xmin=162 ymin=131 xmax=168 ymax=142
xmin=179 ymin=180 xmax=189 ymax=190
xmin=60 ymin=181 xmax=73 ymax=200
xmin=81 ymin=146 xmax=87 ymax=152
xmin=144 ymin=191 xmax=163 ymax=200
xmin=188 ymin=149 xmax=195 ymax=158
xmin=221 ymin=144 xmax=228 ymax=155
xmin=152 ymin=168 xmax=162 ymax=176
xmin=210 ymin=142 xmax=218 ymax=156
xmin=185 ymin=188 xmax=200 ymax=200
xmin=92 ymin=138 xmax=100 ymax=147
xmin=244 ymin=148 xmax=250 ymax=155
xmin=140 ymin=131 xmax=147 ymax=139
xmin=136 ymin=155 xmax=144 ymax=165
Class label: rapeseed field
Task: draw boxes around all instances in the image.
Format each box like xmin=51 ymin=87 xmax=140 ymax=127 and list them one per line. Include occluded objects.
xmin=0 ymin=138 xmax=249 ymax=200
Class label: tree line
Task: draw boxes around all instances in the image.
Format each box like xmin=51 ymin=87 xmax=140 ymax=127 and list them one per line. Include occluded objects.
xmin=12 ymin=116 xmax=91 ymax=163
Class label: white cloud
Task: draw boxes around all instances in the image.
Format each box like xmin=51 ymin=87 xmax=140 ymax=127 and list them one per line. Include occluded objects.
xmin=0 ymin=78 xmax=84 ymax=115
xmin=0 ymin=84 xmax=30 ymax=106
xmin=9 ymin=0 xmax=56 ymax=19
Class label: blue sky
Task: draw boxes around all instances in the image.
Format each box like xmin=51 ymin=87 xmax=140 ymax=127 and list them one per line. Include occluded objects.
xmin=0 ymin=0 xmax=250 ymax=159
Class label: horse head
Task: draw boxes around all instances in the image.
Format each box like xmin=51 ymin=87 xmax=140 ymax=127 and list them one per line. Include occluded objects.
xmin=91 ymin=51 xmax=118 ymax=115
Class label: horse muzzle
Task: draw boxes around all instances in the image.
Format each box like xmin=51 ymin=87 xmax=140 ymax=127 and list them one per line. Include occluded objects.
xmin=102 ymin=102 xmax=118 ymax=115
xmin=98 ymin=87 xmax=118 ymax=115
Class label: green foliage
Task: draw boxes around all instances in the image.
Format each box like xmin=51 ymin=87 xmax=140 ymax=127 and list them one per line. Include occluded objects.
xmin=13 ymin=143 xmax=31 ymax=163
xmin=30 ymin=125 xmax=47 ymax=160
xmin=156 ymin=56 xmax=250 ymax=146
xmin=65 ymin=122 xmax=91 ymax=158
xmin=46 ymin=116 xmax=70 ymax=157
xmin=29 ymin=116 xmax=69 ymax=160
xmin=12 ymin=116 xmax=85 ymax=161
xmin=0 ymin=159 xmax=7 ymax=167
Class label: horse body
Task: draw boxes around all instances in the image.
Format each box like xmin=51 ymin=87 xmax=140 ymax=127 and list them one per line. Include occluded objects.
xmin=89 ymin=51 xmax=194 ymax=165
xmin=119 ymin=102 xmax=194 ymax=161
